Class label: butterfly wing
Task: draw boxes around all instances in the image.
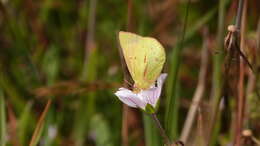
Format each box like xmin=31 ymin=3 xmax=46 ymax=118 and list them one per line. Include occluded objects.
xmin=142 ymin=37 xmax=165 ymax=87
xmin=119 ymin=31 xmax=165 ymax=90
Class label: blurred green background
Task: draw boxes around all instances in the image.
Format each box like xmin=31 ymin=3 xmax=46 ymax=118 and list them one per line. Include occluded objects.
xmin=0 ymin=0 xmax=259 ymax=146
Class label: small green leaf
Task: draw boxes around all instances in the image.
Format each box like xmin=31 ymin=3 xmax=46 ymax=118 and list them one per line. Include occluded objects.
xmin=145 ymin=104 xmax=156 ymax=114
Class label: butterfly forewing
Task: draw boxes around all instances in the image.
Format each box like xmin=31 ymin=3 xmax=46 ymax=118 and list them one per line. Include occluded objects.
xmin=119 ymin=31 xmax=166 ymax=90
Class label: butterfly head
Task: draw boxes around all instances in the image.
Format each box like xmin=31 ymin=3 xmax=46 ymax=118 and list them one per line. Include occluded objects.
xmin=132 ymin=81 xmax=152 ymax=93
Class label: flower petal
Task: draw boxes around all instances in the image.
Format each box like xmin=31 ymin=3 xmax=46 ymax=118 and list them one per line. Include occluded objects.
xmin=115 ymin=88 xmax=138 ymax=108
xmin=157 ymin=73 xmax=168 ymax=86
xmin=138 ymin=88 xmax=155 ymax=106
xmin=128 ymin=96 xmax=147 ymax=110
xmin=115 ymin=88 xmax=147 ymax=109
xmin=155 ymin=73 xmax=167 ymax=96
xmin=138 ymin=73 xmax=167 ymax=108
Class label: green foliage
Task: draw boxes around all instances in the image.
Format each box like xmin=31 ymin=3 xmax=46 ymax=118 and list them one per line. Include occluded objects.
xmin=0 ymin=90 xmax=6 ymax=146
xmin=143 ymin=114 xmax=161 ymax=146
xmin=18 ymin=102 xmax=34 ymax=146
xmin=0 ymin=0 xmax=259 ymax=145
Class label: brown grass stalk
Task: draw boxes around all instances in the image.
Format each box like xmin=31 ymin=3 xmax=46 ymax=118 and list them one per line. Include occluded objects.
xmin=235 ymin=0 xmax=247 ymax=145
xmin=29 ymin=99 xmax=52 ymax=146
xmin=121 ymin=0 xmax=134 ymax=146
xmin=180 ymin=28 xmax=209 ymax=143
xmin=7 ymin=103 xmax=19 ymax=146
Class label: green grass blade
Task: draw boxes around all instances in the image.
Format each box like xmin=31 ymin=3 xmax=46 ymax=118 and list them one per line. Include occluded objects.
xmin=18 ymin=102 xmax=33 ymax=146
xmin=73 ymin=0 xmax=99 ymax=142
xmin=208 ymin=0 xmax=229 ymax=145
xmin=0 ymin=65 xmax=25 ymax=112
xmin=143 ymin=113 xmax=161 ymax=146
xmin=165 ymin=6 xmax=218 ymax=140
xmin=74 ymin=48 xmax=99 ymax=146
xmin=0 ymin=90 xmax=6 ymax=146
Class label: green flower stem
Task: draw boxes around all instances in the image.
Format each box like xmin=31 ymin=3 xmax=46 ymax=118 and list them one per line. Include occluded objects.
xmin=150 ymin=113 xmax=171 ymax=146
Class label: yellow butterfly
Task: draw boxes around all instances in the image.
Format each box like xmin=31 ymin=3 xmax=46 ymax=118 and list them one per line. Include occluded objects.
xmin=119 ymin=31 xmax=166 ymax=92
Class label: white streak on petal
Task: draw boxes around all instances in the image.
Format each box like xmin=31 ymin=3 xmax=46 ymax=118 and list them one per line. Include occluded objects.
xmin=115 ymin=88 xmax=147 ymax=109
xmin=127 ymin=96 xmax=147 ymax=110
xmin=115 ymin=88 xmax=138 ymax=108
xmin=138 ymin=88 xmax=156 ymax=106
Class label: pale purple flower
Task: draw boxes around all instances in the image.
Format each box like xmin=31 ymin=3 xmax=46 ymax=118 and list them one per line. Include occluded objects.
xmin=115 ymin=73 xmax=167 ymax=110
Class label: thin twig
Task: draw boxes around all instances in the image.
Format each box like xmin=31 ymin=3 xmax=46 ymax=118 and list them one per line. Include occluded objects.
xmin=151 ymin=114 xmax=171 ymax=146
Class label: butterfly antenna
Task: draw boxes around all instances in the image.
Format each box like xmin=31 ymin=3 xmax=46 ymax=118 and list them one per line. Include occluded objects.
xmin=124 ymin=79 xmax=133 ymax=89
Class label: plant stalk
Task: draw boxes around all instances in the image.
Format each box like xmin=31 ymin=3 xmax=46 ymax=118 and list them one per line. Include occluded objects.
xmin=151 ymin=113 xmax=171 ymax=146
xmin=235 ymin=0 xmax=247 ymax=145
xmin=165 ymin=0 xmax=191 ymax=139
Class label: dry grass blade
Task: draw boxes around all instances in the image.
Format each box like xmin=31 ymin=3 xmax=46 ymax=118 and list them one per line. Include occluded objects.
xmin=222 ymin=2 xmax=252 ymax=143
xmin=7 ymin=103 xmax=19 ymax=146
xmin=29 ymin=99 xmax=52 ymax=146
xmin=180 ymin=28 xmax=209 ymax=143
xmin=223 ymin=25 xmax=242 ymax=146
xmin=33 ymin=81 xmax=119 ymax=97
